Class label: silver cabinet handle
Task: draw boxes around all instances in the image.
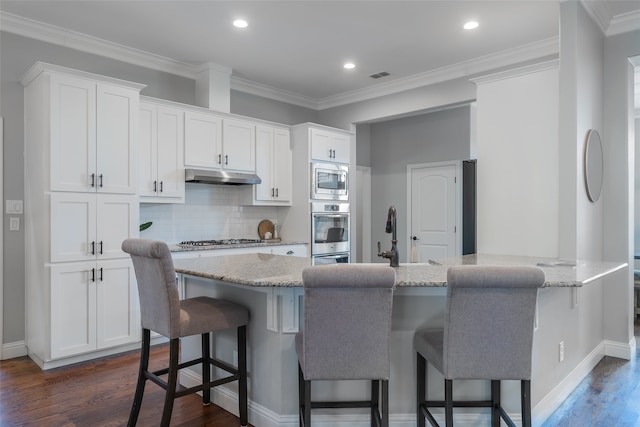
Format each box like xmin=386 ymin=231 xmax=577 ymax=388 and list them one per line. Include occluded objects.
xmin=218 ymin=154 xmax=222 ymax=164
xmin=91 ymin=241 xmax=96 ymax=255
xmin=90 ymin=173 xmax=96 ymax=187
xmin=98 ymin=174 xmax=103 ymax=188
xmin=91 ymin=268 xmax=96 ymax=282
xmin=160 ymin=181 xmax=163 ymax=193
xmin=153 ymin=180 xmax=157 ymax=192
xmin=225 ymin=155 xmax=229 ymax=165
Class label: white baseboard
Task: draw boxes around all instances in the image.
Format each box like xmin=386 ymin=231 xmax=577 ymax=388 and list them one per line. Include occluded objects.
xmin=1 ymin=340 xmax=27 ymax=360
xmin=179 ymin=338 xmax=634 ymax=427
xmin=531 ymin=341 xmax=616 ymax=426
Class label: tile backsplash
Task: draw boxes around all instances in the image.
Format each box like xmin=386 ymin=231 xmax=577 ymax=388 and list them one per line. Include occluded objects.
xmin=139 ymin=184 xmax=280 ymax=243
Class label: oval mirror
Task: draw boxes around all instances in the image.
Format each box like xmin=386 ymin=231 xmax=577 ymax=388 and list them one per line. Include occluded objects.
xmin=584 ymin=129 xmax=603 ymax=202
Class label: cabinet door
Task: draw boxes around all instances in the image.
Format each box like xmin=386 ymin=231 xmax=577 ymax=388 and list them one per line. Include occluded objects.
xmin=310 ymin=128 xmax=333 ymax=162
xmin=310 ymin=128 xmax=350 ymax=163
xmin=96 ymin=259 xmax=139 ymax=349
xmin=96 ymin=84 xmax=138 ymax=194
xmin=156 ymin=106 xmax=185 ymax=199
xmin=96 ymin=195 xmax=138 ymax=260
xmin=184 ymin=111 xmax=222 ymax=168
xmin=51 ymin=193 xmax=97 ymax=262
xmin=255 ymin=125 xmax=275 ymax=201
xmin=330 ymin=132 xmax=350 ymax=164
xmin=223 ymin=118 xmax=255 ymax=172
xmin=138 ymin=103 xmax=158 ymax=197
xmin=273 ymin=128 xmax=292 ymax=202
xmin=51 ymin=261 xmax=97 ymax=358
xmin=49 ymin=74 xmax=97 ymax=192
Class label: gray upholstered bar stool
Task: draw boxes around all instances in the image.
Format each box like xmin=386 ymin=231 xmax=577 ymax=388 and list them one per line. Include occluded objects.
xmin=122 ymin=238 xmax=249 ymax=427
xmin=296 ymin=264 xmax=396 ymax=427
xmin=414 ymin=265 xmax=545 ymax=427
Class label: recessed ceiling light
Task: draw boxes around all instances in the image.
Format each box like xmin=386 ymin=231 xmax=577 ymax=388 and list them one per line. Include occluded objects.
xmin=233 ymin=19 xmax=248 ymax=28
xmin=463 ymin=21 xmax=479 ymax=30
xmin=344 ymin=63 xmax=356 ymax=70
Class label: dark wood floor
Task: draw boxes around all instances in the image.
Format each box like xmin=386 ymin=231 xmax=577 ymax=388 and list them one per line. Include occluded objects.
xmin=0 ymin=344 xmax=252 ymax=427
xmin=3 ymin=326 xmax=640 ymax=427
xmin=542 ymin=320 xmax=640 ymax=427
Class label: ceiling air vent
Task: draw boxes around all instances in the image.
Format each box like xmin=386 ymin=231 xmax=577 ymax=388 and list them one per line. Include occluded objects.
xmin=369 ymin=71 xmax=390 ymax=79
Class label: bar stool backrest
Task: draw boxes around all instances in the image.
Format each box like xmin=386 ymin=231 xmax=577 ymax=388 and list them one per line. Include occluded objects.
xmin=122 ymin=238 xmax=181 ymax=339
xmin=299 ymin=264 xmax=396 ymax=381
xmin=444 ymin=265 xmax=545 ymax=381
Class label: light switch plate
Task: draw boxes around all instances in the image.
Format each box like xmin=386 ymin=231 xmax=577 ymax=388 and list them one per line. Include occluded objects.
xmin=6 ymin=200 xmax=23 ymax=214
xmin=9 ymin=217 xmax=19 ymax=231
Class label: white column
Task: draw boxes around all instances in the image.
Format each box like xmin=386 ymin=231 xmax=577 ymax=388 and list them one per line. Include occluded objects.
xmin=195 ymin=62 xmax=232 ymax=113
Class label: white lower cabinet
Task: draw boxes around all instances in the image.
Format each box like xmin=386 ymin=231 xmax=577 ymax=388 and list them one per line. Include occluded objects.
xmin=50 ymin=259 xmax=139 ymax=359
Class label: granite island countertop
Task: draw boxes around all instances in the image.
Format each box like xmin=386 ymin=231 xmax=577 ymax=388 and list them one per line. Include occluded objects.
xmin=173 ymin=253 xmax=627 ymax=288
xmin=169 ymin=240 xmax=308 ymax=253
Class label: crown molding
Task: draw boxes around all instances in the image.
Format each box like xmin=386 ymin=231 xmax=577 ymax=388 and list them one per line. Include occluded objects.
xmin=1 ymin=11 xmax=199 ymax=79
xmin=607 ymin=8 xmax=640 ymax=36
xmin=470 ymin=59 xmax=560 ymax=86
xmin=1 ymin=10 xmax=558 ymax=111
xmin=231 ymin=77 xmax=320 ymax=110
xmin=580 ymin=0 xmax=640 ymax=36
xmin=316 ymin=37 xmax=559 ymax=110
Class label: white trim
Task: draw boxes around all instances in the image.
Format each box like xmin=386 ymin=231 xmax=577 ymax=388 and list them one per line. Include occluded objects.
xmin=1 ymin=341 xmax=27 ymax=360
xmin=606 ymin=8 xmax=640 ymax=36
xmin=0 ymin=11 xmax=559 ymax=111
xmin=317 ymin=37 xmax=559 ymax=110
xmin=470 ymin=59 xmax=559 ymax=86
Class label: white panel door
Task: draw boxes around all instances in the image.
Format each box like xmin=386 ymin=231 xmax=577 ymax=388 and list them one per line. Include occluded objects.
xmin=96 ymin=195 xmax=138 ymax=260
xmin=96 ymin=84 xmax=137 ymax=194
xmin=51 ymin=261 xmax=97 ymax=358
xmin=50 ymin=193 xmax=97 ymax=262
xmin=138 ymin=102 xmax=158 ymax=197
xmin=184 ymin=111 xmax=222 ymax=168
xmin=96 ymin=259 xmax=139 ymax=349
xmin=410 ymin=164 xmax=458 ymax=262
xmin=223 ymin=118 xmax=255 ymax=172
xmin=156 ymin=105 xmax=184 ymax=198
xmin=329 ymin=132 xmax=350 ymax=164
xmin=49 ymin=74 xmax=96 ymax=192
xmin=310 ymin=128 xmax=332 ymax=162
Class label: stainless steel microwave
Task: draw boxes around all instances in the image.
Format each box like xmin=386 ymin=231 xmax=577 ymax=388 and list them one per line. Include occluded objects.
xmin=311 ymin=162 xmax=348 ymax=201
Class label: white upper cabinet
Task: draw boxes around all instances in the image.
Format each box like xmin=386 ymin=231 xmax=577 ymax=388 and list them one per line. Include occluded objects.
xmin=184 ymin=110 xmax=255 ymax=173
xmin=184 ymin=110 xmax=222 ymax=169
xmin=310 ymin=128 xmax=350 ymax=164
xmin=48 ymin=73 xmax=139 ymax=193
xmin=139 ymin=100 xmax=185 ymax=202
xmin=255 ymin=125 xmax=292 ymax=205
xmin=222 ymin=118 xmax=256 ymax=172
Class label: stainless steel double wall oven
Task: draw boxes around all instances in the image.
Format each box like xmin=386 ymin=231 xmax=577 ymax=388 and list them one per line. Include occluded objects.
xmin=310 ymin=162 xmax=350 ymax=264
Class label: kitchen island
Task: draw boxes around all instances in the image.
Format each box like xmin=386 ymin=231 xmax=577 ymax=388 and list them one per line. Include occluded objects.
xmin=173 ymin=254 xmax=626 ymax=427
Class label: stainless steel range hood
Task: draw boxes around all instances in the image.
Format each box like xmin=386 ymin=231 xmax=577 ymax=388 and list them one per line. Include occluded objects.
xmin=185 ymin=168 xmax=261 ymax=185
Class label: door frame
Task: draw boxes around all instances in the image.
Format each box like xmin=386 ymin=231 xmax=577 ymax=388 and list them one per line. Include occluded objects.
xmin=406 ymin=160 xmax=463 ymax=262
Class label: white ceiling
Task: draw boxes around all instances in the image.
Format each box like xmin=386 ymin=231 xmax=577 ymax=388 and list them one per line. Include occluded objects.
xmin=1 ymin=1 xmax=640 ymax=109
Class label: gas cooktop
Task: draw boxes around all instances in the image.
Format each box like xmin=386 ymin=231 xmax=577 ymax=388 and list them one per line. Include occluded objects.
xmin=178 ymin=239 xmax=264 ymax=247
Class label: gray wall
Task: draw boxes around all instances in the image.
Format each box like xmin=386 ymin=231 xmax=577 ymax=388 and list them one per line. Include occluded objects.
xmin=231 ymin=90 xmax=317 ymax=125
xmin=368 ymin=106 xmax=472 ymax=262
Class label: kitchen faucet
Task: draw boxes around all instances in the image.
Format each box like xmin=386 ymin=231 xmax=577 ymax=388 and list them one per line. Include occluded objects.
xmin=378 ymin=205 xmax=399 ymax=267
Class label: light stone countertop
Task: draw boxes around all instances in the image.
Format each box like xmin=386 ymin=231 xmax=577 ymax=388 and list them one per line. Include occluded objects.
xmin=169 ymin=240 xmax=308 ymax=253
xmin=173 ymin=253 xmax=627 ymax=288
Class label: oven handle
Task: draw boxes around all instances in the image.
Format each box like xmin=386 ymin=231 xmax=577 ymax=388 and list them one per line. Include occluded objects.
xmin=314 ymin=253 xmax=349 ymax=259
xmin=312 ymin=213 xmax=349 ymax=218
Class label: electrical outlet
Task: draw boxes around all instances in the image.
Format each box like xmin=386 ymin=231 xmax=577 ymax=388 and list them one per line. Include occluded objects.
xmin=559 ymin=341 xmax=565 ymax=362
xmin=9 ymin=217 xmax=19 ymax=231
xmin=233 ymin=350 xmax=238 ymax=367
